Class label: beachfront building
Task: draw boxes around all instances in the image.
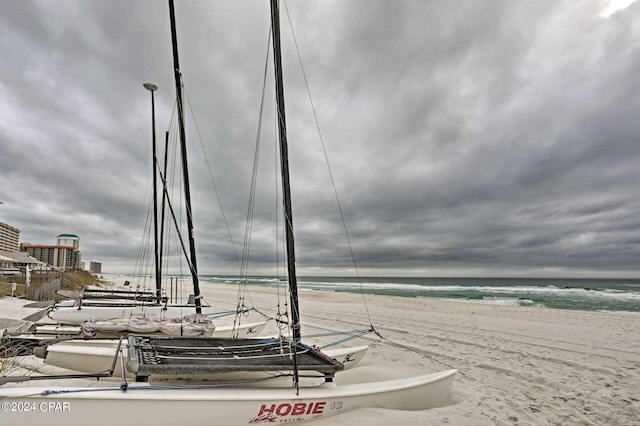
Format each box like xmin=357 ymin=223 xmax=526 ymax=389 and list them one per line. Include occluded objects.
xmin=0 ymin=253 xmax=21 ymax=275
xmin=0 ymin=250 xmax=47 ymax=274
xmin=0 ymin=223 xmax=20 ymax=252
xmin=21 ymin=242 xmax=82 ymax=272
xmin=57 ymin=233 xmax=80 ymax=249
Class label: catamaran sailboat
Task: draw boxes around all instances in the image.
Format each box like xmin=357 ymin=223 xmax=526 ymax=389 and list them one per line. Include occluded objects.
xmin=0 ymin=2 xmax=455 ymax=424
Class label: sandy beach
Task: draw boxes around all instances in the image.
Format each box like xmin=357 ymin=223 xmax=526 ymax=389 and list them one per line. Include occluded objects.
xmin=1 ymin=273 xmax=639 ymax=425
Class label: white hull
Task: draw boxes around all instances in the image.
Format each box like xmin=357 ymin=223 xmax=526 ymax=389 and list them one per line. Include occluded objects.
xmin=44 ymin=339 xmax=368 ymax=377
xmin=212 ymin=321 xmax=266 ymax=338
xmin=0 ymin=369 xmax=456 ymax=425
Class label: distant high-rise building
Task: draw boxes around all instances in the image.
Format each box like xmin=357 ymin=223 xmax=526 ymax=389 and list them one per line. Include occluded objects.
xmin=0 ymin=223 xmax=20 ymax=252
xmin=89 ymin=261 xmax=102 ymax=274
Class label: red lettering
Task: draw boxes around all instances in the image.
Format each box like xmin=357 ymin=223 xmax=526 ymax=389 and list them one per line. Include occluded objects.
xmin=276 ymin=403 xmax=292 ymax=416
xmin=253 ymin=401 xmax=328 ymax=422
xmin=257 ymin=404 xmax=275 ymax=416
xmin=312 ymin=402 xmax=326 ymax=414
xmin=291 ymin=403 xmax=306 ymax=416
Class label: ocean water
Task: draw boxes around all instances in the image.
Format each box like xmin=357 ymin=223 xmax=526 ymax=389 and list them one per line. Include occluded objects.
xmin=200 ymin=276 xmax=640 ymax=314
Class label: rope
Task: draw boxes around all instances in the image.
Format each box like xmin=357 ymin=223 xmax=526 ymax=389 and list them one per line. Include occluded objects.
xmin=371 ymin=327 xmax=462 ymax=374
xmin=282 ymin=0 xmax=374 ymax=328
xmin=183 ymin=86 xmax=241 ymax=269
xmin=229 ymin=26 xmax=274 ymax=337
xmin=314 ymin=329 xmax=376 ymax=349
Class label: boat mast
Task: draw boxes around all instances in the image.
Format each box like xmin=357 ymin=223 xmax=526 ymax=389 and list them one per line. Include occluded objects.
xmin=158 ymin=131 xmax=169 ymax=293
xmin=270 ymin=0 xmax=300 ymax=343
xmin=168 ymin=0 xmax=202 ymax=313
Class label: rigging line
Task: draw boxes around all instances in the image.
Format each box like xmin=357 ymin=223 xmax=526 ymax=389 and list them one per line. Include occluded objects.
xmin=160 ymin=110 xmax=179 ymax=296
xmin=274 ymin=89 xmax=285 ymax=320
xmin=171 ymin=111 xmax=186 ymax=303
xmin=160 ymin=109 xmax=177 ymax=267
xmin=240 ymin=28 xmax=270 ymax=274
xmin=131 ymin=187 xmax=155 ymax=302
xmin=304 ymin=329 xmax=373 ymax=338
xmin=241 ymin=36 xmax=270 ymax=272
xmin=244 ymin=305 xmax=275 ymax=321
xmin=316 ymin=330 xmax=378 ymax=349
xmin=233 ymin=27 xmax=273 ymax=335
xmin=158 ymin=110 xmax=179 ymax=302
xmin=274 ymin=90 xmax=290 ymax=339
xmin=260 ymin=20 xmax=287 ymax=336
xmin=166 ymin=130 xmax=183 ymax=300
xmin=157 ymin=166 xmax=197 ymax=278
xmin=372 ymin=329 xmax=462 ymax=374
xmin=131 ymin=192 xmax=150 ymax=281
xmin=166 ymin=99 xmax=196 ymax=305
xmin=283 ymin=0 xmax=373 ymax=327
xmin=269 ymin=49 xmax=287 ymax=326
xmin=182 ymin=85 xmax=241 ymax=269
xmin=137 ymin=188 xmax=154 ymax=274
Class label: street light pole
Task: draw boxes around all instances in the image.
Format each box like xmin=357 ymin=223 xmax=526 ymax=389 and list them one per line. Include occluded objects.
xmin=143 ymin=82 xmax=161 ymax=300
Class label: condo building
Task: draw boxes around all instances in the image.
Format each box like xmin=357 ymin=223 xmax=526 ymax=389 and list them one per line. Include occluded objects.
xmin=57 ymin=233 xmax=80 ymax=249
xmin=89 ymin=261 xmax=102 ymax=273
xmin=0 ymin=222 xmax=20 ymax=252
xmin=21 ymin=233 xmax=82 ymax=271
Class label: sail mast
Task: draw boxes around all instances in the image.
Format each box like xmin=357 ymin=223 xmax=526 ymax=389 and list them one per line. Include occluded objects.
xmin=168 ymin=0 xmax=202 ymax=313
xmin=270 ymin=0 xmax=300 ymax=343
xmin=158 ymin=131 xmax=169 ymax=292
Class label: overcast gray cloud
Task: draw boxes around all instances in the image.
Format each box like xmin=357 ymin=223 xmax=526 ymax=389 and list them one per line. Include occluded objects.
xmin=1 ymin=0 xmax=639 ymax=278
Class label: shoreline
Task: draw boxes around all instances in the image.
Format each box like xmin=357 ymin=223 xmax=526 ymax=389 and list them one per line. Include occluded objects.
xmin=100 ymin=272 xmax=640 ymax=314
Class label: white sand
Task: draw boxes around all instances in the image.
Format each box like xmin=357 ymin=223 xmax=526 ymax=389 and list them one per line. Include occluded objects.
xmin=0 ymin=297 xmax=40 ymax=322
xmin=2 ymin=273 xmax=639 ymax=425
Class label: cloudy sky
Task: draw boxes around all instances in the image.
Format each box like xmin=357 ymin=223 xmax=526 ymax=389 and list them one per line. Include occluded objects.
xmin=1 ymin=0 xmax=639 ymax=278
